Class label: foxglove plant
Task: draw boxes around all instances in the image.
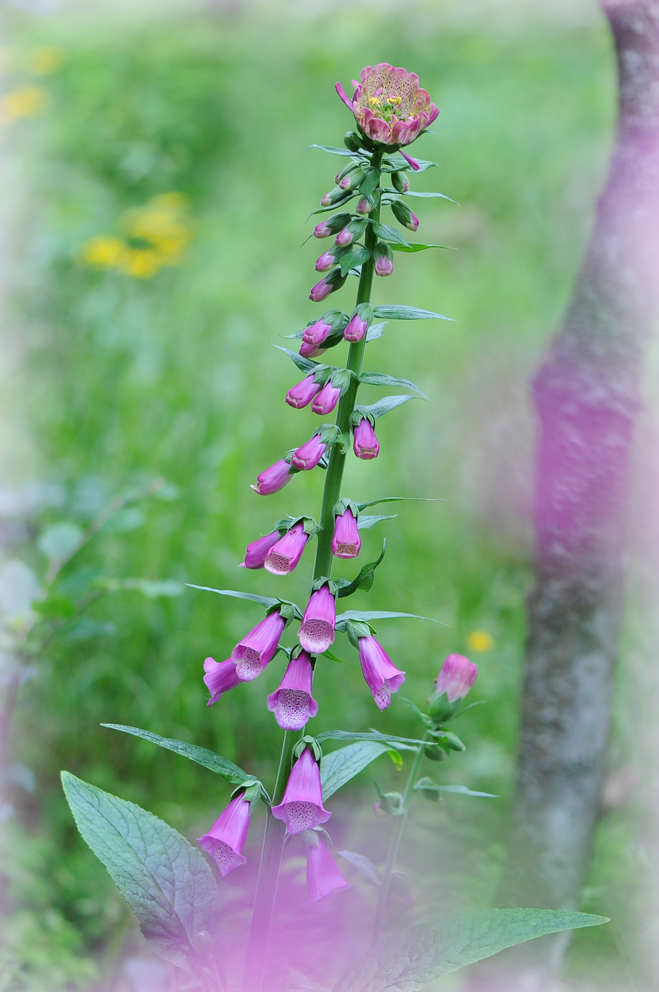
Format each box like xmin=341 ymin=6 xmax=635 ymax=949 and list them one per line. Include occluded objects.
xmin=62 ymin=62 xmax=606 ymax=992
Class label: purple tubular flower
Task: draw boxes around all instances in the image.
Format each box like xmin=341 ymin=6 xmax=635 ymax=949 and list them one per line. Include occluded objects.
xmin=309 ymin=277 xmax=335 ymax=302
xmin=436 ymin=653 xmax=478 ymax=701
xmin=199 ymin=794 xmax=250 ymax=876
xmin=232 ymin=610 xmax=286 ymax=681
xmin=240 ymin=530 xmax=281 ymax=568
xmin=299 ymin=341 xmax=328 ymax=359
xmin=306 ymin=838 xmax=351 ymax=902
xmin=312 ymin=381 xmax=341 ymax=416
xmin=358 ymin=635 xmax=406 ymax=711
xmin=203 ymin=657 xmax=243 ymax=705
xmin=272 ymin=746 xmax=331 ymax=834
xmin=332 ymin=507 xmax=361 ymax=559
xmin=334 ymin=227 xmax=354 ymax=247
xmin=299 ymin=583 xmax=336 ymax=655
xmin=264 ymin=521 xmax=309 ymax=575
xmin=303 ymin=318 xmax=333 ymax=346
xmin=314 ymin=221 xmax=332 ymax=238
xmin=374 ymin=250 xmax=394 ymax=278
xmin=286 ymin=375 xmax=322 ymax=410
xmin=251 ymin=459 xmax=293 ymax=495
xmin=267 ymin=651 xmax=319 ymax=730
xmin=407 ymin=211 xmax=420 ymax=232
xmin=356 ymin=196 xmax=372 ymax=214
xmin=292 ymin=434 xmax=326 ymax=471
xmin=353 ymin=418 xmax=380 ymax=460
xmin=400 ymin=149 xmax=421 ymax=171
xmin=344 ymin=312 xmax=368 ymax=343
xmin=315 ymin=251 xmax=336 ymax=272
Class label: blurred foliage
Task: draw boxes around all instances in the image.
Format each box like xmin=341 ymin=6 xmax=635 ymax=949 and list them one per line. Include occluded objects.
xmin=0 ymin=2 xmax=645 ymax=989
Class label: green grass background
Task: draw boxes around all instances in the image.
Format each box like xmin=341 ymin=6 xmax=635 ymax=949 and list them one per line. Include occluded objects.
xmin=0 ymin=2 xmax=646 ymax=988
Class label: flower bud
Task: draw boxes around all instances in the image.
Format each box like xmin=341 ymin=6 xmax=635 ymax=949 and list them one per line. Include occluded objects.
xmin=292 ymin=434 xmax=326 ymax=471
xmin=334 ymin=227 xmax=354 ymax=247
xmin=356 ymin=196 xmax=373 ymax=214
xmin=315 ymin=250 xmax=336 ymax=272
xmin=428 ymin=653 xmax=478 ymax=724
xmin=313 ymin=221 xmax=332 ymax=238
xmin=392 ymin=171 xmax=410 ymax=194
xmin=320 ymin=187 xmax=347 ymax=207
xmin=391 ymin=199 xmax=419 ymax=232
xmin=344 ymin=312 xmax=368 ymax=343
xmin=312 ymin=381 xmax=341 ymax=416
xmin=251 ymin=459 xmax=293 ymax=495
xmin=339 ymin=168 xmax=364 ymax=191
xmin=302 ymin=318 xmax=333 ymax=346
xmin=286 ymin=375 xmax=322 ymax=409
xmin=353 ymin=418 xmax=379 ymax=460
xmin=309 ymin=268 xmax=346 ymax=302
xmin=265 ymin=521 xmax=309 ymax=575
xmin=240 ymin=530 xmax=281 ymax=568
xmin=313 ymin=212 xmax=351 ymax=239
xmin=332 ymin=506 xmax=361 ymax=559
xmin=299 ymin=341 xmax=327 ymax=359
xmin=343 ymin=131 xmax=362 ymax=152
xmin=374 ymin=243 xmax=394 ymax=277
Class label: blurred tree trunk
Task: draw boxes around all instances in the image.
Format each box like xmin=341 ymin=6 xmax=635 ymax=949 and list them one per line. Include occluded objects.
xmin=468 ymin=1 xmax=659 ymax=987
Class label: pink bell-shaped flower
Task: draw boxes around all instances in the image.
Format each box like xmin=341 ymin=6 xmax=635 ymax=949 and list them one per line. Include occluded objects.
xmin=299 ymin=583 xmax=336 ymax=655
xmin=303 ymin=318 xmax=334 ymax=347
xmin=239 ymin=531 xmax=281 ymax=569
xmin=344 ymin=312 xmax=368 ymax=343
xmin=232 ymin=610 xmax=285 ymax=681
xmin=353 ymin=418 xmax=379 ymax=460
xmin=306 ymin=837 xmax=351 ymax=903
xmin=251 ymin=459 xmax=293 ymax=495
xmin=428 ymin=653 xmax=478 ymax=723
xmin=292 ymin=435 xmax=327 ymax=471
xmin=264 ymin=522 xmax=309 ymax=576
xmin=358 ymin=635 xmax=406 ymax=711
xmin=267 ymin=651 xmax=319 ymax=731
xmin=335 ymin=63 xmax=439 ymax=148
xmin=272 ymin=747 xmax=331 ymax=835
xmin=312 ymin=381 xmax=341 ymax=416
xmin=198 ymin=793 xmax=251 ymax=876
xmin=203 ymin=657 xmax=243 ymax=705
xmin=286 ymin=376 xmax=322 ymax=409
xmin=299 ymin=341 xmax=327 ymax=359
xmin=332 ymin=507 xmax=361 ymax=559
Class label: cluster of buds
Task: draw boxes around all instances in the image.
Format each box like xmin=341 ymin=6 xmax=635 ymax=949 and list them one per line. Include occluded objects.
xmin=198 ymin=63 xmax=478 ymax=915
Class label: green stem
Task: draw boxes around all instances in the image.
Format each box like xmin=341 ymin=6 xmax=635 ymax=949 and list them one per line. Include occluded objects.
xmin=370 ymin=730 xmax=430 ymax=946
xmin=241 ymin=148 xmax=383 ymax=992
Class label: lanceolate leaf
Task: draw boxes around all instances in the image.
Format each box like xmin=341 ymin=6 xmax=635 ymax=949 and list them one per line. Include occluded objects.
xmin=61 ymin=772 xmax=221 ymax=976
xmin=384 ymin=154 xmax=439 ymax=173
xmin=357 ymin=514 xmax=398 ymax=530
xmin=370 ymin=222 xmax=409 ymax=247
xmin=273 ymin=345 xmax=321 ymax=375
xmin=102 ymin=724 xmax=250 ymax=786
xmin=357 ymin=496 xmax=443 ymax=511
xmin=337 ymin=542 xmax=386 ymax=599
xmin=340 ymin=248 xmax=372 ymax=276
xmin=373 ymin=305 xmax=453 ymax=322
xmin=357 ymin=395 xmax=416 ymax=420
xmin=366 ymin=322 xmax=387 ymax=342
xmin=338 ymin=850 xmax=381 ymax=886
xmin=336 ymin=610 xmax=442 ymax=628
xmin=321 ymin=741 xmax=398 ymax=801
xmin=390 ymin=243 xmax=454 ymax=253
xmin=331 ymin=909 xmax=608 ymax=992
xmin=316 ymin=730 xmax=428 ymax=747
xmin=186 ymin=586 xmax=279 ymax=609
xmin=401 ymin=190 xmax=457 ymax=202
xmin=359 ymin=372 xmax=428 ymax=400
xmin=413 ymin=778 xmax=498 ymax=799
xmin=306 ymin=144 xmax=359 ymax=157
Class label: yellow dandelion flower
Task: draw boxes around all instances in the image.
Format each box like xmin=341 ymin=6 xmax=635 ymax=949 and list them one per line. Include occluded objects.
xmin=27 ymin=46 xmax=64 ymax=75
xmin=120 ymin=248 xmax=161 ymax=278
xmin=466 ymin=630 xmax=493 ymax=653
xmin=79 ymin=236 xmax=127 ymax=269
xmin=0 ymin=85 xmax=47 ymax=122
xmin=150 ymin=191 xmax=187 ymax=212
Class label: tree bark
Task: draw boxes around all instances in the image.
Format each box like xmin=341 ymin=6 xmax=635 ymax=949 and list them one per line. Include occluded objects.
xmin=468 ymin=1 xmax=659 ymax=987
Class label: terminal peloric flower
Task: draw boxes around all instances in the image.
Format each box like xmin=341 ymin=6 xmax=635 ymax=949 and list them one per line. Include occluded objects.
xmin=336 ymin=63 xmax=438 ymax=148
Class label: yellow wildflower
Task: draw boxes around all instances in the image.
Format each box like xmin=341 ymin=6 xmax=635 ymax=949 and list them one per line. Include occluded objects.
xmin=27 ymin=46 xmax=64 ymax=75
xmin=466 ymin=630 xmax=493 ymax=653
xmin=0 ymin=85 xmax=46 ymax=122
xmin=120 ymin=249 xmax=162 ymax=278
xmin=78 ymin=236 xmax=127 ymax=269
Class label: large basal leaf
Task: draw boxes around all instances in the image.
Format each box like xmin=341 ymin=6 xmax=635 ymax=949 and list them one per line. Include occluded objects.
xmin=61 ymin=772 xmax=221 ymax=976
xmin=373 ymin=305 xmax=453 ymax=322
xmin=331 ymin=909 xmax=608 ymax=992
xmin=102 ymin=724 xmax=250 ymax=785
xmin=321 ymin=740 xmax=398 ymax=801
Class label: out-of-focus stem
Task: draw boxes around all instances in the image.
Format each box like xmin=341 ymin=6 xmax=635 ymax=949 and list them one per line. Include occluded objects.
xmin=370 ymin=730 xmax=430 ymax=946
xmin=242 ymin=147 xmax=383 ymax=992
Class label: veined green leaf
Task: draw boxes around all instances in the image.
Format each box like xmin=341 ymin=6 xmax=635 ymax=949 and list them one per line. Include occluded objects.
xmin=371 ymin=222 xmax=409 ymax=247
xmin=373 ymin=305 xmax=453 ymax=322
xmin=413 ymin=778 xmax=498 ymax=798
xmin=316 ymin=729 xmax=428 ymax=746
xmin=357 ymin=514 xmax=397 ymax=530
xmin=321 ymin=648 xmax=349 ymax=663
xmin=332 ymin=909 xmax=608 ymax=992
xmin=359 ymin=371 xmax=428 ymax=400
xmin=336 ymin=609 xmax=443 ymax=628
xmin=61 ymin=772 xmax=221 ymax=976
xmin=402 ymin=190 xmax=457 ymax=202
xmin=273 ymin=344 xmax=321 ymax=375
xmin=186 ymin=585 xmax=279 ymax=609
xmin=340 ymin=247 xmax=371 ymax=276
xmin=357 ymin=395 xmax=416 ymax=420
xmin=336 ymin=542 xmax=386 ymax=599
xmin=357 ymin=496 xmax=443 ymax=511
xmin=321 ymin=740 xmax=398 ymax=801
xmin=390 ymin=243 xmax=455 ymax=253
xmin=338 ymin=850 xmax=381 ymax=886
xmin=384 ymin=154 xmax=439 ymax=173
xmin=366 ymin=322 xmax=387 ymax=342
xmin=102 ymin=725 xmax=250 ymax=785
xmin=306 ymin=144 xmax=358 ymax=157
